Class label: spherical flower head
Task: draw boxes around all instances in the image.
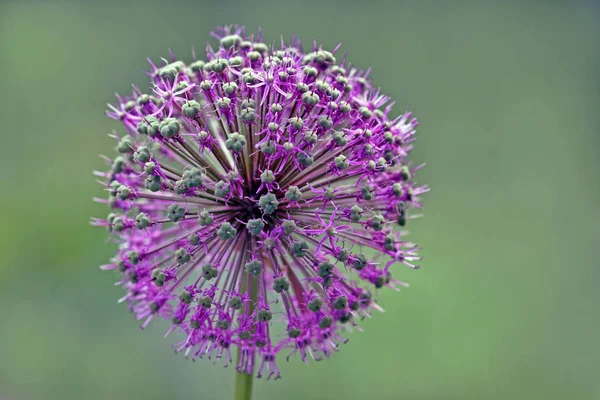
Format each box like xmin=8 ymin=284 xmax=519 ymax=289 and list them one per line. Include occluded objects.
xmin=94 ymin=25 xmax=429 ymax=380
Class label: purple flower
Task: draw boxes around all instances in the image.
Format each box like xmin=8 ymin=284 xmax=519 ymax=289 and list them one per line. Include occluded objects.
xmin=93 ymin=25 xmax=428 ymax=380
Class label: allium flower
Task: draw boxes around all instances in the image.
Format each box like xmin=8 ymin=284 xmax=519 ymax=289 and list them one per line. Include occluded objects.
xmin=93 ymin=26 xmax=428 ymax=380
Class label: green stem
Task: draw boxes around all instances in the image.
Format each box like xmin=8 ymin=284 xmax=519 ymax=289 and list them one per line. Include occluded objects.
xmin=234 ymin=349 xmax=254 ymax=400
xmin=234 ymin=261 xmax=258 ymax=400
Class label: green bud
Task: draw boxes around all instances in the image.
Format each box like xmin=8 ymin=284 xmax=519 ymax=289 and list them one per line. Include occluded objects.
xmin=375 ymin=275 xmax=386 ymax=288
xmin=296 ymin=82 xmax=309 ymax=93
xmin=109 ymin=180 xmax=120 ymax=196
xmin=133 ymin=146 xmax=150 ymax=163
xmin=397 ymin=213 xmax=407 ymax=227
xmin=149 ymin=301 xmax=160 ymax=312
xmin=116 ymin=135 xmax=133 ymax=153
xmin=242 ymin=72 xmax=256 ymax=84
xmin=225 ymin=132 xmax=246 ymax=152
xmin=145 ymin=175 xmax=162 ymax=192
xmin=143 ymin=161 xmax=156 ymax=175
xmin=331 ymin=131 xmax=347 ymax=146
xmin=158 ymin=61 xmax=184 ymax=81
xmin=257 ymin=309 xmax=272 ymax=322
xmin=189 ymin=60 xmax=206 ymax=73
xmin=392 ymin=183 xmax=404 ymax=197
xmin=200 ymin=80 xmax=212 ymax=90
xmin=296 ymin=152 xmax=314 ymax=167
xmin=308 ymin=297 xmax=323 ymax=312
xmin=212 ymin=58 xmax=228 ymax=73
xmin=127 ymin=251 xmax=139 ymax=265
xmin=175 ymin=247 xmax=191 ymax=264
xmin=399 ymin=165 xmax=411 ymax=181
xmin=111 ymin=157 xmax=126 ymax=174
xmin=198 ymin=210 xmax=214 ymax=226
xmin=352 ymin=253 xmax=367 ymax=270
xmin=217 ymin=97 xmax=231 ymax=110
xmin=359 ymin=107 xmax=372 ymax=119
xmin=239 ymin=330 xmax=251 ymax=340
xmin=302 ymin=91 xmax=319 ymax=106
xmin=303 ymin=50 xmax=336 ymax=66
xmin=222 ymin=82 xmax=238 ymax=95
xmin=334 ymin=155 xmax=349 ymax=170
xmin=214 ymin=180 xmax=231 ymax=198
xmin=220 ymin=34 xmax=242 ymax=49
xmin=370 ymin=214 xmax=385 ymax=231
xmin=260 ymin=140 xmax=276 ymax=155
xmin=137 ymin=94 xmax=151 ymax=105
xmin=318 ymin=116 xmax=333 ymax=129
xmin=291 ymin=241 xmax=309 ymax=257
xmin=159 ymin=118 xmax=181 ymax=138
xmin=270 ymin=103 xmax=282 ymax=113
xmin=376 ymin=157 xmax=387 ymax=170
xmin=188 ymin=233 xmax=200 ymax=246
xmin=181 ymin=167 xmax=204 ymax=189
xmin=258 ymin=193 xmax=279 ymax=215
xmin=217 ymin=222 xmax=237 ymax=240
xmin=318 ymin=262 xmax=333 ymax=278
xmin=240 ymin=108 xmax=256 ymax=122
xmin=335 ymin=75 xmax=348 ymax=85
xmin=339 ymin=101 xmax=351 ymax=113
xmin=333 ymin=296 xmax=348 ymax=310
xmin=174 ymin=81 xmax=189 ymax=93
xmin=349 ymin=205 xmax=363 ymax=222
xmin=384 ymin=149 xmax=396 ymax=164
xmin=282 ymin=219 xmax=297 ymax=234
xmin=288 ymin=117 xmax=304 ymax=131
xmin=322 ymin=188 xmax=334 ymax=202
xmin=245 ymin=259 xmax=262 ymax=275
xmin=179 ymin=291 xmax=193 ymax=304
xmin=302 ymin=131 xmax=318 ymax=145
xmin=246 ymin=219 xmax=265 ymax=236
xmin=336 ymin=248 xmax=350 ymax=262
xmin=303 ymin=66 xmax=318 ymax=77
xmin=288 ymin=327 xmax=302 ymax=338
xmin=247 ymin=51 xmax=261 ymax=61
xmin=253 ymin=42 xmax=269 ymax=53
xmin=182 ymin=100 xmax=201 ymax=118
xmin=319 ymin=316 xmax=333 ymax=329
xmin=272 ymin=277 xmax=290 ymax=293
xmin=283 ymin=142 xmax=294 ymax=152
xmin=229 ymin=296 xmax=243 ymax=310
xmin=190 ymin=320 xmax=201 ymax=329
xmin=339 ymin=312 xmax=352 ymax=324
xmin=384 ymin=234 xmax=396 ymax=251
xmin=198 ymin=295 xmax=213 ymax=309
xmin=260 ymin=169 xmax=275 ymax=183
xmin=197 ymin=130 xmax=209 ymax=141
xmin=116 ymin=185 xmax=131 ymax=200
xmin=135 ymin=212 xmax=150 ymax=229
xmin=361 ymin=185 xmax=374 ymax=201
xmin=167 ymin=204 xmax=186 ymax=222
xmin=278 ymin=71 xmax=289 ymax=81
xmin=216 ymin=319 xmax=230 ymax=330
xmin=285 ymin=186 xmax=301 ymax=201
xmin=201 ymin=264 xmax=218 ymax=280
xmin=112 ymin=216 xmax=125 ymax=232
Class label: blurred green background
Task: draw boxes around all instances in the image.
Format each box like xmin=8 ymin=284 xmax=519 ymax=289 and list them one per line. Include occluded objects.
xmin=1 ymin=0 xmax=599 ymax=399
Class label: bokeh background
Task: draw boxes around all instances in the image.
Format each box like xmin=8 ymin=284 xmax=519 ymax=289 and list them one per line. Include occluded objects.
xmin=1 ymin=0 xmax=599 ymax=399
